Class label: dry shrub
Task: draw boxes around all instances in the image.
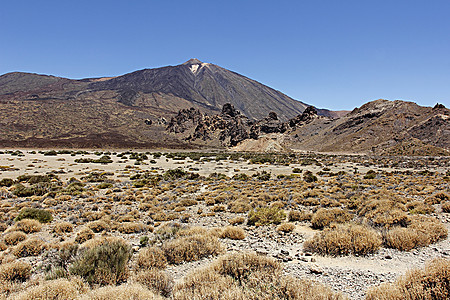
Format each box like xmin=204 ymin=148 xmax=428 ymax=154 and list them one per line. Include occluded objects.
xmin=425 ymin=192 xmax=449 ymax=205
xmin=212 ymin=205 xmax=226 ymax=212
xmin=288 ymin=210 xmax=312 ymax=222
xmin=0 ymin=241 xmax=6 ymax=251
xmin=80 ymin=283 xmax=161 ymax=300
xmin=75 ymin=228 xmax=95 ymax=244
xmin=406 ymin=201 xmax=435 ymax=214
xmin=3 ymin=231 xmax=26 ymax=246
xmin=13 ymin=238 xmax=46 ymax=257
xmin=137 ymin=247 xmax=167 ymax=269
xmin=229 ymin=216 xmax=245 ymax=225
xmin=11 ymin=219 xmax=42 ymax=233
xmin=134 ymin=269 xmax=174 ymax=297
xmin=87 ymin=220 xmax=109 ymax=233
xmin=442 ymin=201 xmax=450 ymax=213
xmin=311 ymin=208 xmax=353 ymax=229
xmin=304 ymin=223 xmax=382 ymax=256
xmin=219 ymin=226 xmax=246 ymax=240
xmin=52 ymin=222 xmax=73 ymax=235
xmin=277 ymin=223 xmax=296 ymax=233
xmin=162 ymin=234 xmax=224 ymax=264
xmin=358 ymin=199 xmax=409 ymax=228
xmin=173 ymin=252 xmax=345 ymax=300
xmin=12 ymin=277 xmax=87 ymax=300
xmin=228 ymin=200 xmax=251 ymax=213
xmin=0 ymin=261 xmax=31 ymax=282
xmin=366 ymin=258 xmax=450 ymax=300
xmin=385 ymin=216 xmax=448 ymax=251
xmin=118 ymin=222 xmax=146 ymax=234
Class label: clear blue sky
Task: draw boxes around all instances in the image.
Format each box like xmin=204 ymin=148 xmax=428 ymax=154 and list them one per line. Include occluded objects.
xmin=1 ymin=0 xmax=449 ymax=110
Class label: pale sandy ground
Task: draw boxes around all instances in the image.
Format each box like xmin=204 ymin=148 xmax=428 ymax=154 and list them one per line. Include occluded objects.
xmin=1 ymin=149 xmax=445 ymax=181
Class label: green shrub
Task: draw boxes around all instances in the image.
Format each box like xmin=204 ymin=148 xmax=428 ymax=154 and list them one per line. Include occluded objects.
xmin=70 ymin=239 xmax=131 ymax=285
xmin=247 ymin=206 xmax=286 ymax=226
xmin=303 ymin=171 xmax=317 ymax=183
xmin=15 ymin=207 xmax=53 ymax=223
xmin=0 ymin=178 xmax=14 ymax=187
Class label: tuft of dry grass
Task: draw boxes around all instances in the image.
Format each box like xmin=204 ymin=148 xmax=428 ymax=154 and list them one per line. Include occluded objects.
xmin=304 ymin=223 xmax=382 ymax=256
xmin=11 ymin=277 xmax=88 ymax=300
xmin=86 ymin=220 xmax=110 ymax=233
xmin=366 ymin=258 xmax=450 ymax=300
xmin=358 ymin=199 xmax=410 ymax=228
xmin=311 ymin=208 xmax=353 ymax=229
xmin=134 ymin=269 xmax=174 ymax=297
xmin=11 ymin=219 xmax=42 ymax=233
xmin=162 ymin=233 xmax=224 ymax=264
xmin=384 ymin=216 xmax=448 ymax=251
xmin=79 ymin=283 xmax=161 ymax=300
xmin=118 ymin=222 xmax=146 ymax=234
xmin=288 ymin=210 xmax=312 ymax=222
xmin=137 ymin=247 xmax=167 ymax=270
xmin=52 ymin=222 xmax=74 ymax=235
xmin=75 ymin=228 xmax=95 ymax=244
xmin=277 ymin=222 xmax=296 ymax=233
xmin=229 ymin=216 xmax=245 ymax=225
xmin=219 ymin=226 xmax=246 ymax=240
xmin=442 ymin=201 xmax=450 ymax=213
xmin=3 ymin=231 xmax=27 ymax=246
xmin=13 ymin=238 xmax=46 ymax=257
xmin=174 ymin=252 xmax=346 ymax=300
xmin=0 ymin=261 xmax=31 ymax=282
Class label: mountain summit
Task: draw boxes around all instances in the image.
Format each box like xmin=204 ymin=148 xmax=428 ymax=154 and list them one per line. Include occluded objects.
xmin=87 ymin=59 xmax=311 ymax=120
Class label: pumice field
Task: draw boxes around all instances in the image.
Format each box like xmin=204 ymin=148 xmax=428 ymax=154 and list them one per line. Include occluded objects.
xmin=0 ymin=149 xmax=448 ymax=299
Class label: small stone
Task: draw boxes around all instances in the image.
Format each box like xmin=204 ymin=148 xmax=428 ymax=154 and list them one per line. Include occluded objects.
xmin=309 ymin=265 xmax=323 ymax=274
xmin=304 ymin=252 xmax=312 ymax=256
xmin=281 ymin=249 xmax=290 ymax=255
xmin=385 ymin=255 xmax=392 ymax=259
xmin=310 ymin=257 xmax=316 ymax=262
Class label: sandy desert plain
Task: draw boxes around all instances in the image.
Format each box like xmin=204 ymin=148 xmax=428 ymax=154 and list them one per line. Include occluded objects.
xmin=0 ymin=149 xmax=449 ymax=299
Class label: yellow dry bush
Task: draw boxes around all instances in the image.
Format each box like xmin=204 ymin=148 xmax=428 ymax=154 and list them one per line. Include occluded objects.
xmin=358 ymin=199 xmax=409 ymax=228
xmin=11 ymin=219 xmax=42 ymax=234
xmin=277 ymin=223 xmax=296 ymax=233
xmin=134 ymin=269 xmax=174 ymax=297
xmin=228 ymin=200 xmax=251 ymax=213
xmin=3 ymin=231 xmax=26 ymax=246
xmin=174 ymin=252 xmax=345 ymax=300
xmin=229 ymin=216 xmax=245 ymax=225
xmin=385 ymin=216 xmax=447 ymax=251
xmin=75 ymin=228 xmax=95 ymax=244
xmin=162 ymin=234 xmax=224 ymax=264
xmin=442 ymin=201 xmax=450 ymax=213
xmin=13 ymin=238 xmax=46 ymax=257
xmin=219 ymin=226 xmax=246 ymax=240
xmin=12 ymin=277 xmax=88 ymax=300
xmin=366 ymin=258 xmax=450 ymax=300
xmin=137 ymin=247 xmax=167 ymax=270
xmin=304 ymin=223 xmax=382 ymax=256
xmin=118 ymin=222 xmax=146 ymax=234
xmin=52 ymin=222 xmax=73 ymax=235
xmin=288 ymin=210 xmax=312 ymax=222
xmin=0 ymin=261 xmax=31 ymax=282
xmin=311 ymin=208 xmax=353 ymax=229
xmin=405 ymin=201 xmax=435 ymax=214
xmin=86 ymin=220 xmax=110 ymax=233
xmin=79 ymin=283 xmax=162 ymax=300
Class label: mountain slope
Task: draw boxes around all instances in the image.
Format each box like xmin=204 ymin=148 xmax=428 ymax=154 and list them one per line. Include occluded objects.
xmin=286 ymin=100 xmax=450 ymax=154
xmin=88 ymin=59 xmax=310 ymax=120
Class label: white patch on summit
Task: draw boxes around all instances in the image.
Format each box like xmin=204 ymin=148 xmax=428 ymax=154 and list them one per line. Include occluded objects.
xmin=190 ymin=64 xmax=199 ymax=73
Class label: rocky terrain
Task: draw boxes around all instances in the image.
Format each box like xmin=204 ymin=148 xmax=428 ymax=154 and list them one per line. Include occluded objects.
xmin=0 ymin=150 xmax=449 ymax=299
